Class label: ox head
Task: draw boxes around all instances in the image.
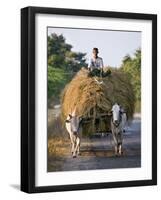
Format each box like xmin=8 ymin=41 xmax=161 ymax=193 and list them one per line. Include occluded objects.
xmin=66 ymin=108 xmax=82 ymax=134
xmin=111 ymin=103 xmax=123 ymax=127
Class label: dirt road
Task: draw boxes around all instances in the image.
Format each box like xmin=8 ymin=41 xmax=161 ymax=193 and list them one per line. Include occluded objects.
xmin=48 ymin=116 xmax=141 ymax=172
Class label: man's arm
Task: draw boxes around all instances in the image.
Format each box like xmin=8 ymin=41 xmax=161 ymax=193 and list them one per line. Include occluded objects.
xmin=100 ymin=58 xmax=104 ymax=77
xmin=100 ymin=58 xmax=104 ymax=70
xmin=88 ymin=58 xmax=92 ymax=71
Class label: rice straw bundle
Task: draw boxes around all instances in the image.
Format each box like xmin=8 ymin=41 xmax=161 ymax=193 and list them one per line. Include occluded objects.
xmin=61 ymin=67 xmax=135 ymax=135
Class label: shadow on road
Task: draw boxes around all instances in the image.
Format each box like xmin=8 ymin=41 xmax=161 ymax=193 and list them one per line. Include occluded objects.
xmin=48 ymin=117 xmax=141 ymax=172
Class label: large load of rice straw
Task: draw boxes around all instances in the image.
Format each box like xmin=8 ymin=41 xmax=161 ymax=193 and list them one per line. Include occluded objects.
xmin=61 ymin=67 xmax=135 ymax=136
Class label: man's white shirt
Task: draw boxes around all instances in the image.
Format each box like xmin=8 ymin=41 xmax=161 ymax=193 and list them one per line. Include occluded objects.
xmin=88 ymin=57 xmax=104 ymax=70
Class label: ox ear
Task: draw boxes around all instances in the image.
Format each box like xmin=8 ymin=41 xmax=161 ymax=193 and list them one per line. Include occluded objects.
xmin=108 ymin=110 xmax=113 ymax=116
xmin=69 ymin=114 xmax=72 ymax=118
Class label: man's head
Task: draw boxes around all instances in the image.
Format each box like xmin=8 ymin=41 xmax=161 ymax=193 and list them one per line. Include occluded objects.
xmin=92 ymin=48 xmax=99 ymax=58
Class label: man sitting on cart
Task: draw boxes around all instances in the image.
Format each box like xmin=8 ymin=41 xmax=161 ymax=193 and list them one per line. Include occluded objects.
xmin=88 ymin=47 xmax=111 ymax=77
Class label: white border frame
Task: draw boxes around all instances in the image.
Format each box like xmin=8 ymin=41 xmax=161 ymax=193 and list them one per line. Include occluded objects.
xmin=35 ymin=14 xmax=152 ymax=187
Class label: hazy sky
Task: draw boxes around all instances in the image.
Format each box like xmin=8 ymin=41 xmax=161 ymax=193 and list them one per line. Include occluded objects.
xmin=48 ymin=27 xmax=141 ymax=67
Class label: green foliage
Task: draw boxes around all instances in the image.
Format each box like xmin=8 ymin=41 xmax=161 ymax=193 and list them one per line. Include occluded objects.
xmin=48 ymin=33 xmax=87 ymax=71
xmin=47 ymin=33 xmax=87 ymax=103
xmin=120 ymin=49 xmax=141 ymax=111
xmin=48 ymin=66 xmax=71 ymax=99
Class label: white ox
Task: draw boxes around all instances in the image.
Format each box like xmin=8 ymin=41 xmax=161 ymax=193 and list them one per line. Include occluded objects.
xmin=65 ymin=109 xmax=81 ymax=158
xmin=111 ymin=103 xmax=127 ymax=156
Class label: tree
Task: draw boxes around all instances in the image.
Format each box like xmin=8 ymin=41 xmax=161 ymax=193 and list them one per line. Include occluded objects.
xmin=120 ymin=49 xmax=141 ymax=111
xmin=47 ymin=33 xmax=87 ymax=103
xmin=48 ymin=33 xmax=87 ymax=71
xmin=48 ymin=66 xmax=71 ymax=99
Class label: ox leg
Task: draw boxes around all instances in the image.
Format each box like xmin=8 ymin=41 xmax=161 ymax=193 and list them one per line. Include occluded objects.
xmin=118 ymin=144 xmax=122 ymax=155
xmin=72 ymin=135 xmax=77 ymax=158
xmin=69 ymin=134 xmax=74 ymax=155
xmin=112 ymin=133 xmax=118 ymax=156
xmin=115 ymin=146 xmax=118 ymax=156
xmin=71 ymin=142 xmax=75 ymax=155
xmin=75 ymin=137 xmax=80 ymax=156
xmin=68 ymin=132 xmax=73 ymax=155
xmin=72 ymin=136 xmax=81 ymax=157
xmin=72 ymin=148 xmax=76 ymax=158
xmin=118 ymin=132 xmax=123 ymax=155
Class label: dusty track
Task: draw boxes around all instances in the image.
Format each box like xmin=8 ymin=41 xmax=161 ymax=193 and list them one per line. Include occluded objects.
xmin=48 ymin=117 xmax=141 ymax=172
